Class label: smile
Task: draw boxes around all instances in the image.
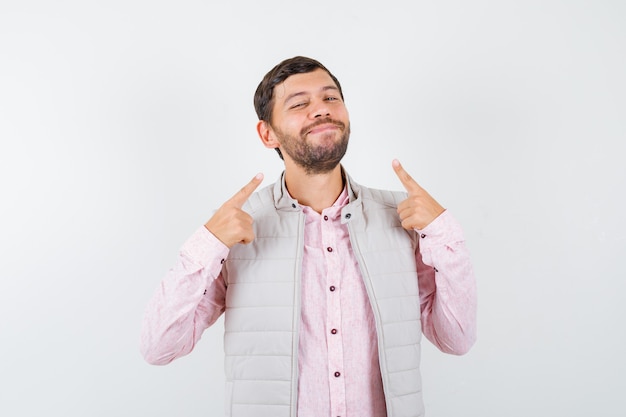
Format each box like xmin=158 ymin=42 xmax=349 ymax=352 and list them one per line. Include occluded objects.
xmin=305 ymin=122 xmax=343 ymax=136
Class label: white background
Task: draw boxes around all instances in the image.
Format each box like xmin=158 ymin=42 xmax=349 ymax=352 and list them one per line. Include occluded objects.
xmin=1 ymin=1 xmax=625 ymax=416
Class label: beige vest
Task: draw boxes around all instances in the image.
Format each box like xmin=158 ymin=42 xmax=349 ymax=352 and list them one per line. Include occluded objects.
xmin=222 ymin=172 xmax=424 ymax=417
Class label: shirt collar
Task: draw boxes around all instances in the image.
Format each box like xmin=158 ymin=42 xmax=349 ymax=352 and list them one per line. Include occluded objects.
xmin=272 ymin=165 xmax=361 ymax=212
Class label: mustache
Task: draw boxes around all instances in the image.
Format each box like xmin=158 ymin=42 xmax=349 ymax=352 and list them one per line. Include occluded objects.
xmin=300 ymin=118 xmax=346 ymax=136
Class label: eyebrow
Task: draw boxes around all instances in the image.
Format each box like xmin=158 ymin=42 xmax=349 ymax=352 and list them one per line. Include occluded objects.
xmin=283 ymin=85 xmax=339 ymax=105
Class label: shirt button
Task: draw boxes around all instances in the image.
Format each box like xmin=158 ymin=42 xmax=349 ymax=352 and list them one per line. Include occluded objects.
xmin=220 ymin=259 xmax=225 ymax=264
xmin=329 ymin=286 xmax=336 ymax=292
xmin=334 ymin=371 xmax=341 ymax=377
xmin=420 ymin=233 xmax=426 ymax=239
xmin=327 ymin=247 xmax=333 ymax=252
xmin=323 ymin=215 xmax=329 ymax=221
xmin=292 ymin=203 xmax=297 ymax=209
xmin=331 ymin=329 xmax=337 ymax=334
xmin=344 ymin=213 xmax=351 ymax=219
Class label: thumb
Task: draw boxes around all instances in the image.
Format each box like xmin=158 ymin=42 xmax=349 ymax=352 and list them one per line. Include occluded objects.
xmin=392 ymin=159 xmax=420 ymax=193
xmin=227 ymin=173 xmax=264 ymax=207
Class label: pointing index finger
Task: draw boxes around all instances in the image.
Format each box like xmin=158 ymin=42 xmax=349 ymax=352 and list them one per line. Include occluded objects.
xmin=392 ymin=159 xmax=420 ymax=193
xmin=227 ymin=173 xmax=264 ymax=207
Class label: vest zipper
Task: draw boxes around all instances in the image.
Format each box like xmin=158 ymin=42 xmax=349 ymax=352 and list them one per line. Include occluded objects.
xmin=290 ymin=210 xmax=306 ymax=417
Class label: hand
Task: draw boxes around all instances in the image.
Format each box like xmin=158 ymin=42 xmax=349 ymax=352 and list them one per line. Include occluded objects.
xmin=392 ymin=159 xmax=445 ymax=230
xmin=204 ymin=173 xmax=264 ymax=248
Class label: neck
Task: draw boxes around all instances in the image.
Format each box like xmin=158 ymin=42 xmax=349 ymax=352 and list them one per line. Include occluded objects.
xmin=283 ymin=163 xmax=345 ymax=213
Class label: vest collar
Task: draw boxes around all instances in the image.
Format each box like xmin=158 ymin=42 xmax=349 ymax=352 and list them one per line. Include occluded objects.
xmin=272 ymin=166 xmax=363 ymax=221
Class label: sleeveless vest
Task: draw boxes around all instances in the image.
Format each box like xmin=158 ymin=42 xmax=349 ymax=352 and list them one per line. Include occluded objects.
xmin=221 ymin=172 xmax=425 ymax=417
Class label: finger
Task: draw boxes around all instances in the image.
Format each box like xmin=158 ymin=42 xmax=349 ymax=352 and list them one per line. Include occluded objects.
xmin=239 ymin=230 xmax=256 ymax=245
xmin=227 ymin=173 xmax=264 ymax=207
xmin=392 ymin=159 xmax=421 ymax=193
xmin=396 ymin=203 xmax=412 ymax=220
xmin=396 ymin=197 xmax=413 ymax=214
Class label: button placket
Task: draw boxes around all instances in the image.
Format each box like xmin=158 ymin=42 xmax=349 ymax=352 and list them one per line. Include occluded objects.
xmin=321 ymin=208 xmax=346 ymax=417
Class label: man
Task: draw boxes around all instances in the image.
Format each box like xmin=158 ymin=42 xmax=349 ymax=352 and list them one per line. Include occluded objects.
xmin=141 ymin=56 xmax=477 ymax=417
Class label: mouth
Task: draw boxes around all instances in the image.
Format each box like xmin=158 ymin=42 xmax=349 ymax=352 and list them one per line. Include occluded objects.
xmin=308 ymin=124 xmax=339 ymax=135
xmin=303 ymin=119 xmax=345 ymax=136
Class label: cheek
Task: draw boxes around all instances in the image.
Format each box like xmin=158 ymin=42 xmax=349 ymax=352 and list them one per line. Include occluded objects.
xmin=280 ymin=115 xmax=306 ymax=134
xmin=335 ymin=105 xmax=349 ymax=122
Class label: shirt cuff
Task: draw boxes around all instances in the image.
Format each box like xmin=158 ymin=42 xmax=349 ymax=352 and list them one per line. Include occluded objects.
xmin=180 ymin=226 xmax=230 ymax=268
xmin=415 ymin=210 xmax=466 ymax=249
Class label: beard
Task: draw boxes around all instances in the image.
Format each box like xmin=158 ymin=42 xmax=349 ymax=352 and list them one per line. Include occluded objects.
xmin=274 ymin=118 xmax=350 ymax=175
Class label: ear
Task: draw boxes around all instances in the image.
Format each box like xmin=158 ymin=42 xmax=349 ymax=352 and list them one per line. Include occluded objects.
xmin=257 ymin=120 xmax=280 ymax=150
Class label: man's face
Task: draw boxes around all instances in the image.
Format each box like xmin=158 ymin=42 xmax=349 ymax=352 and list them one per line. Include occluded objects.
xmin=269 ymin=68 xmax=350 ymax=174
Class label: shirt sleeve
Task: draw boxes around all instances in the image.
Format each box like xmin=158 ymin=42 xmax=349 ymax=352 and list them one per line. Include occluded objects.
xmin=140 ymin=226 xmax=229 ymax=365
xmin=415 ymin=210 xmax=477 ymax=355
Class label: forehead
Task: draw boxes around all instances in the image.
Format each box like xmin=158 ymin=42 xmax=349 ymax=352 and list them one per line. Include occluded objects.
xmin=273 ymin=68 xmax=338 ymax=101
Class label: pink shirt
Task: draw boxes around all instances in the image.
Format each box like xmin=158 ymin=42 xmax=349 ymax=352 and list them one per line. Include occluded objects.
xmin=141 ymin=188 xmax=477 ymax=417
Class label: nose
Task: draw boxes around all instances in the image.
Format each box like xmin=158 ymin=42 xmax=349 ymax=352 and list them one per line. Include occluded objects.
xmin=309 ymin=99 xmax=331 ymax=119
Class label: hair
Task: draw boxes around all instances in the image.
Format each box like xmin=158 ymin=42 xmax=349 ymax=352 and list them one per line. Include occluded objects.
xmin=254 ymin=56 xmax=344 ymax=159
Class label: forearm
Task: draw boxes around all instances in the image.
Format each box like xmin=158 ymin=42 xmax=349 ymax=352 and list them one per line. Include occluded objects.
xmin=140 ymin=227 xmax=228 ymax=365
xmin=417 ymin=211 xmax=477 ymax=355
